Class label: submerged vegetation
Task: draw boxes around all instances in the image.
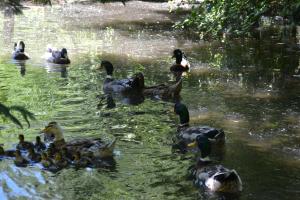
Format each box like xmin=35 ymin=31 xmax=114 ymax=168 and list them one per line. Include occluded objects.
xmin=175 ymin=0 xmax=300 ymax=39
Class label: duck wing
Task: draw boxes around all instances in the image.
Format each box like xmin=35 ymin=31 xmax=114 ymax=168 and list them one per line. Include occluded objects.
xmin=143 ymin=79 xmax=182 ymax=99
xmin=178 ymin=126 xmax=224 ymax=142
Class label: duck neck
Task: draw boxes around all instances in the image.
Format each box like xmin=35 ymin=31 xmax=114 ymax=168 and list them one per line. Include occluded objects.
xmin=176 ymin=56 xmax=182 ymax=64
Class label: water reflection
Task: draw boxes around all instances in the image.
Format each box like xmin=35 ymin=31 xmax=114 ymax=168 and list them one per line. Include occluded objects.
xmin=12 ymin=60 xmax=26 ymax=76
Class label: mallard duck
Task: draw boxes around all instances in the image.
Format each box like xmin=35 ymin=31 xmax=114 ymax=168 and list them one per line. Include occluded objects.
xmin=45 ymin=47 xmax=70 ymax=64
xmin=27 ymin=147 xmax=41 ymax=163
xmin=41 ymin=122 xmax=116 ymax=159
xmin=191 ymin=158 xmax=242 ymax=193
xmin=12 ymin=41 xmax=29 ymax=60
xmin=170 ymin=49 xmax=190 ymax=72
xmin=41 ymin=152 xmax=53 ymax=168
xmin=172 ymin=103 xmax=225 ymax=154
xmin=16 ymin=134 xmax=34 ymax=151
xmin=0 ymin=145 xmax=15 ymax=157
xmin=34 ymin=136 xmax=46 ymax=152
xmin=101 ymin=60 xmax=144 ymax=94
xmin=101 ymin=61 xmax=182 ymax=99
xmin=14 ymin=150 xmax=29 ymax=167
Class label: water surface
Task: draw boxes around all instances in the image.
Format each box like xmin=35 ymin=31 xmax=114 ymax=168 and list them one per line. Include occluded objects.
xmin=0 ymin=1 xmax=300 ymax=200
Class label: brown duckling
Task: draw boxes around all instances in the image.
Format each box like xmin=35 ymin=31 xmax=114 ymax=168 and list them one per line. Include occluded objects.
xmin=14 ymin=150 xmax=29 ymax=167
xmin=61 ymin=147 xmax=73 ymax=163
xmin=16 ymin=134 xmax=34 ymax=151
xmin=0 ymin=145 xmax=16 ymax=157
xmin=28 ymin=147 xmax=41 ymax=163
xmin=73 ymin=151 xmax=91 ymax=168
xmin=41 ymin=152 xmax=53 ymax=168
xmin=34 ymin=136 xmax=46 ymax=152
xmin=46 ymin=143 xmax=58 ymax=158
xmin=53 ymin=152 xmax=68 ymax=169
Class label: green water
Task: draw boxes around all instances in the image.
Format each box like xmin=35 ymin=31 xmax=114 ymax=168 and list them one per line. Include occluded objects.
xmin=1 ymin=2 xmax=300 ymax=200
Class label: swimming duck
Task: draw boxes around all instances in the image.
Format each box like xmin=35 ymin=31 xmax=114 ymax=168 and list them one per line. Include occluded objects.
xmin=12 ymin=41 xmax=30 ymax=60
xmin=41 ymin=122 xmax=116 ymax=159
xmin=34 ymin=136 xmax=46 ymax=152
xmin=170 ymin=49 xmax=190 ymax=72
xmin=14 ymin=150 xmax=29 ymax=167
xmin=101 ymin=60 xmax=144 ymax=94
xmin=41 ymin=152 xmax=53 ymax=168
xmin=73 ymin=151 xmax=91 ymax=168
xmin=101 ymin=61 xmax=182 ymax=99
xmin=27 ymin=147 xmax=42 ymax=163
xmin=0 ymin=145 xmax=15 ymax=157
xmin=191 ymin=158 xmax=242 ymax=193
xmin=16 ymin=134 xmax=34 ymax=151
xmin=172 ymin=103 xmax=225 ymax=153
xmin=45 ymin=47 xmax=70 ymax=64
xmin=53 ymin=152 xmax=68 ymax=169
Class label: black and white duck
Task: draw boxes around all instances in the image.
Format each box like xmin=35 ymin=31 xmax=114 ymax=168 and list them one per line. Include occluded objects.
xmin=170 ymin=49 xmax=190 ymax=72
xmin=12 ymin=41 xmax=30 ymax=60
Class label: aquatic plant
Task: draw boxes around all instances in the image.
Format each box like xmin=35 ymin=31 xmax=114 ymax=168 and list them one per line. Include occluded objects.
xmin=0 ymin=103 xmax=35 ymax=128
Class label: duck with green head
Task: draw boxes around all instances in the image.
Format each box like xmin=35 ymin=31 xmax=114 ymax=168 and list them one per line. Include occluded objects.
xmin=41 ymin=122 xmax=116 ymax=159
xmin=170 ymin=49 xmax=190 ymax=72
xmin=172 ymin=103 xmax=225 ymax=154
xmin=101 ymin=60 xmax=182 ymax=100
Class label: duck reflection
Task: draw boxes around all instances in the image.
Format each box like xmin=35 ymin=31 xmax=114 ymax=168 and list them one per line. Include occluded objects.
xmin=44 ymin=63 xmax=68 ymax=78
xmin=12 ymin=60 xmax=26 ymax=77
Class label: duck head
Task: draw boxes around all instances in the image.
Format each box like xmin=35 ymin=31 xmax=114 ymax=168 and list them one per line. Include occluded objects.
xmin=174 ymin=102 xmax=190 ymax=126
xmin=61 ymin=48 xmax=68 ymax=59
xmin=206 ymin=170 xmax=243 ymax=193
xmin=14 ymin=41 xmax=25 ymax=52
xmin=41 ymin=122 xmax=64 ymax=142
xmin=172 ymin=49 xmax=183 ymax=64
xmin=188 ymin=135 xmax=212 ymax=158
xmin=18 ymin=134 xmax=25 ymax=143
xmin=36 ymin=136 xmax=42 ymax=144
xmin=131 ymin=72 xmax=145 ymax=89
xmin=0 ymin=145 xmax=4 ymax=155
xmin=101 ymin=60 xmax=114 ymax=76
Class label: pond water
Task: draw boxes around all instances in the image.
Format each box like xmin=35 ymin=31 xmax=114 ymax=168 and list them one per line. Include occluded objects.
xmin=0 ymin=1 xmax=300 ymax=200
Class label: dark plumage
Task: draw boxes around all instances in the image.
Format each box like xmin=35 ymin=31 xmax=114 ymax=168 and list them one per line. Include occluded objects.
xmin=170 ymin=49 xmax=190 ymax=72
xmin=172 ymin=103 xmax=225 ymax=155
xmin=12 ymin=41 xmax=29 ymax=60
xmin=16 ymin=134 xmax=34 ymax=151
xmin=46 ymin=48 xmax=70 ymax=64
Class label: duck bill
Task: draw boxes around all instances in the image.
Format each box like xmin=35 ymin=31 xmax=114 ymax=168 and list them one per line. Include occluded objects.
xmin=187 ymin=141 xmax=197 ymax=148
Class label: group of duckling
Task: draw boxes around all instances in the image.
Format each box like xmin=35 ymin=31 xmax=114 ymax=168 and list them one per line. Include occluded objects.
xmin=1 ymin=122 xmax=116 ymax=172
xmin=11 ymin=40 xmax=242 ymax=194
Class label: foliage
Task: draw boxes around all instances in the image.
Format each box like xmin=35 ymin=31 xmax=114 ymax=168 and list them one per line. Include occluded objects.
xmin=0 ymin=103 xmax=35 ymax=128
xmin=0 ymin=0 xmax=51 ymax=14
xmin=175 ymin=0 xmax=300 ymax=39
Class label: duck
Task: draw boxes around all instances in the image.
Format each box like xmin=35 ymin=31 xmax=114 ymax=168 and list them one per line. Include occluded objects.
xmin=41 ymin=122 xmax=116 ymax=159
xmin=27 ymin=147 xmax=42 ymax=163
xmin=34 ymin=136 xmax=46 ymax=152
xmin=101 ymin=60 xmax=144 ymax=94
xmin=72 ymin=151 xmax=91 ymax=168
xmin=170 ymin=49 xmax=190 ymax=72
xmin=53 ymin=152 xmax=68 ymax=169
xmin=0 ymin=145 xmax=15 ymax=157
xmin=14 ymin=150 xmax=29 ymax=167
xmin=172 ymin=103 xmax=225 ymax=153
xmin=45 ymin=47 xmax=70 ymax=64
xmin=191 ymin=158 xmax=242 ymax=193
xmin=12 ymin=41 xmax=30 ymax=60
xmin=101 ymin=60 xmax=182 ymax=99
xmin=41 ymin=152 xmax=54 ymax=169
xmin=16 ymin=134 xmax=34 ymax=151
